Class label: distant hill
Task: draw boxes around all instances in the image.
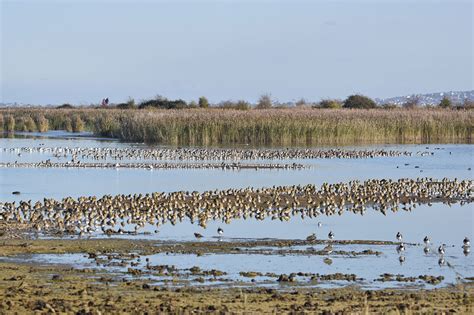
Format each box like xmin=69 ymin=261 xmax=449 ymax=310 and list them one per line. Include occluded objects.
xmin=375 ymin=90 xmax=474 ymax=106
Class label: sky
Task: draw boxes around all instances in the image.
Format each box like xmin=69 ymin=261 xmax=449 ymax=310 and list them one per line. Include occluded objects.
xmin=1 ymin=0 xmax=473 ymax=105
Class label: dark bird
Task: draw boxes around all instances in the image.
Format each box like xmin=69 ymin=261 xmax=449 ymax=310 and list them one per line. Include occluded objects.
xmin=463 ymin=237 xmax=470 ymax=247
xmin=306 ymin=233 xmax=317 ymax=242
xmin=328 ymin=231 xmax=334 ymax=240
xmin=438 ymin=244 xmax=445 ymax=255
xmin=423 ymin=236 xmax=430 ymax=245
xmin=399 ymin=255 xmax=405 ymax=264
xmin=397 ymin=243 xmax=405 ymax=253
xmin=396 ymin=232 xmax=403 ymax=242
xmin=194 ymin=232 xmax=203 ymax=239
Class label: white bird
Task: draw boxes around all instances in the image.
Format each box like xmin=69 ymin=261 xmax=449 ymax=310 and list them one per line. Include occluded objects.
xmin=396 ymin=232 xmax=403 ymax=242
xmin=423 ymin=236 xmax=430 ymax=245
xmin=328 ymin=231 xmax=334 ymax=240
xmin=399 ymin=255 xmax=405 ymax=264
xmin=217 ymin=227 xmax=224 ymax=235
xmin=463 ymin=237 xmax=470 ymax=247
xmin=423 ymin=246 xmax=430 ymax=255
xmin=438 ymin=244 xmax=445 ymax=255
xmin=397 ymin=243 xmax=405 ymax=253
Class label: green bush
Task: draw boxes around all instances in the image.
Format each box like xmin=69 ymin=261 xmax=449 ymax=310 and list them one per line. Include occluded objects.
xmin=199 ymin=97 xmax=209 ymax=108
xmin=438 ymin=96 xmax=452 ymax=108
xmin=57 ymin=103 xmax=74 ymax=109
xmin=317 ymin=99 xmax=342 ymax=109
xmin=343 ymin=95 xmax=377 ymax=109
xmin=138 ymin=96 xmax=188 ymax=109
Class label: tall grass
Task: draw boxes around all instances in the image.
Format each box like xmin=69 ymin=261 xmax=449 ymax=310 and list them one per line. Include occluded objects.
xmin=1 ymin=108 xmax=472 ymax=145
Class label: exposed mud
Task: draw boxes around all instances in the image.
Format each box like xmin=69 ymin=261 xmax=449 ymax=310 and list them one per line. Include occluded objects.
xmin=0 ymin=261 xmax=473 ymax=314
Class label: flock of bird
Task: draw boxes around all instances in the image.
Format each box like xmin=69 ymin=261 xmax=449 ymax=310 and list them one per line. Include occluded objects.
xmin=0 ymin=160 xmax=305 ymax=170
xmin=0 ymin=178 xmax=471 ymax=238
xmin=1 ymin=146 xmax=427 ymax=170
xmin=3 ymin=146 xmax=418 ymax=162
xmin=394 ymin=231 xmax=471 ymax=265
xmin=1 ymin=144 xmax=471 ymax=273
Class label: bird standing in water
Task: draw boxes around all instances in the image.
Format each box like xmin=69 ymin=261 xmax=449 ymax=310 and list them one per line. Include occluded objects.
xmin=396 ymin=232 xmax=403 ymax=242
xmin=328 ymin=231 xmax=334 ymax=240
xmin=397 ymin=243 xmax=405 ymax=253
xmin=438 ymin=244 xmax=445 ymax=255
xmin=463 ymin=237 xmax=470 ymax=247
xmin=423 ymin=236 xmax=430 ymax=245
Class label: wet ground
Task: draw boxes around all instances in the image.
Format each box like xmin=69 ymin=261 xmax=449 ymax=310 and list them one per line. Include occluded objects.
xmin=0 ymin=131 xmax=473 ymax=312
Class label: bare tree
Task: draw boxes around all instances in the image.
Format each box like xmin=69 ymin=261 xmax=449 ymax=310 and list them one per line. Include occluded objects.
xmin=256 ymin=93 xmax=273 ymax=109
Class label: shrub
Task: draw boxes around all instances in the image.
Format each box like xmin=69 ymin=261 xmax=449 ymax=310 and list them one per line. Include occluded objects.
xmin=438 ymin=96 xmax=452 ymax=108
xmin=343 ymin=95 xmax=377 ymax=109
xmin=199 ymin=96 xmax=209 ymax=108
xmin=255 ymin=94 xmax=273 ymax=109
xmin=57 ymin=103 xmax=74 ymax=109
xmin=295 ymin=98 xmax=308 ymax=108
xmin=317 ymin=99 xmax=343 ymax=109
xmin=116 ymin=97 xmax=137 ymax=109
xmin=381 ymin=103 xmax=398 ymax=109
xmin=218 ymin=100 xmax=250 ymax=110
xmin=138 ymin=96 xmax=188 ymax=109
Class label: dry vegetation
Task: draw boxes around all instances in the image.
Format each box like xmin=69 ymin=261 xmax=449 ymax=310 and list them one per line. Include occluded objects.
xmin=1 ymin=107 xmax=472 ymax=145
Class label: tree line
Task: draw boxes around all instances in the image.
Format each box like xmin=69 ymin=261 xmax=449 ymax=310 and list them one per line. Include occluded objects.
xmin=57 ymin=94 xmax=473 ymax=110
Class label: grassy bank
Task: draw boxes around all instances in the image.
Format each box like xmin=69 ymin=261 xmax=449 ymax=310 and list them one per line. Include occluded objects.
xmin=1 ymin=108 xmax=472 ymax=145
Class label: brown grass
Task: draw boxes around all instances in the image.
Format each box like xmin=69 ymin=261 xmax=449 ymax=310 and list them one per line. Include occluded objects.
xmin=1 ymin=107 xmax=472 ymax=145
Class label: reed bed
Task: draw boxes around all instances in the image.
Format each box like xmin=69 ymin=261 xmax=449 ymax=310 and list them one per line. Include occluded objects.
xmin=1 ymin=108 xmax=472 ymax=145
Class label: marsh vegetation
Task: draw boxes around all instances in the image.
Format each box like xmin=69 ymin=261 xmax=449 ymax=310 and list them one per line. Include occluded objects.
xmin=1 ymin=108 xmax=472 ymax=145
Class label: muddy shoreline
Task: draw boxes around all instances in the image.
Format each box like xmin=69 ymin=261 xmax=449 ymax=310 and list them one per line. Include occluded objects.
xmin=1 ymin=234 xmax=473 ymax=313
xmin=0 ymin=259 xmax=473 ymax=313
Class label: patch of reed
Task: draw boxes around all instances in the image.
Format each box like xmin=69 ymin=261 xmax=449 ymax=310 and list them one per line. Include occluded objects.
xmin=71 ymin=115 xmax=85 ymax=132
xmin=35 ymin=114 xmax=49 ymax=132
xmin=1 ymin=108 xmax=472 ymax=145
xmin=4 ymin=115 xmax=15 ymax=132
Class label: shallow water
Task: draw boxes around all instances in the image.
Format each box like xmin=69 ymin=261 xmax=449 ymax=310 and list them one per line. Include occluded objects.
xmin=0 ymin=133 xmax=473 ymax=289
xmin=5 ymin=240 xmax=472 ymax=289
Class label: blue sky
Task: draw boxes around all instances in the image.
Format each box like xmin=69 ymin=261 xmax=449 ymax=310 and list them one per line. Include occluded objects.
xmin=1 ymin=0 xmax=472 ymax=105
